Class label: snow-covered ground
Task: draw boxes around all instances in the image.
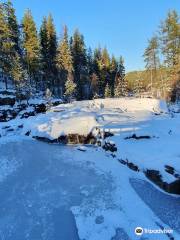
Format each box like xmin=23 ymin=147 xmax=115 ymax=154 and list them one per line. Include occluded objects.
xmin=0 ymin=97 xmax=180 ymax=239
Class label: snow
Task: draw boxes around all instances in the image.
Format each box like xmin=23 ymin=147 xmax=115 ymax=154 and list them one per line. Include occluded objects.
xmin=0 ymin=94 xmax=15 ymax=99
xmin=0 ymin=97 xmax=179 ymax=184
xmin=1 ymin=97 xmax=180 ymax=239
xmin=22 ymin=113 xmax=99 ymax=139
xmin=21 ymin=98 xmax=167 ymax=139
xmin=0 ymin=137 xmax=179 ymax=240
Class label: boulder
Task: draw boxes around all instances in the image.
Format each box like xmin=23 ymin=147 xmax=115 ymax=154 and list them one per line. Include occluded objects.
xmin=33 ymin=133 xmax=97 ymax=145
xmin=102 ymin=141 xmax=117 ymax=152
xmin=168 ymin=180 xmax=180 ymax=194
xmin=0 ymin=97 xmax=15 ymax=106
xmin=34 ymin=103 xmax=46 ymax=113
xmin=125 ymin=133 xmax=151 ymax=140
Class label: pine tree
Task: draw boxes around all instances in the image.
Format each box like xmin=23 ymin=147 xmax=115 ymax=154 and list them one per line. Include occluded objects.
xmin=22 ymin=9 xmax=40 ymax=88
xmin=0 ymin=2 xmax=10 ymax=88
xmin=40 ymin=14 xmax=57 ymax=93
xmin=0 ymin=1 xmax=22 ymax=89
xmin=160 ymin=10 xmax=180 ymax=69
xmin=5 ymin=0 xmax=20 ymax=54
xmin=92 ymin=47 xmax=101 ymax=96
xmin=105 ymin=83 xmax=111 ymax=98
xmin=90 ymin=73 xmax=99 ymax=98
xmin=87 ymin=47 xmax=94 ymax=75
xmin=134 ymin=71 xmax=143 ymax=97
xmin=100 ymin=47 xmax=111 ymax=97
xmin=110 ymin=55 xmax=118 ymax=96
xmin=160 ymin=10 xmax=180 ymax=99
xmin=64 ymin=72 xmax=76 ymax=100
xmin=70 ymin=29 xmax=88 ymax=100
xmin=11 ymin=53 xmax=24 ymax=93
xmin=143 ymin=36 xmax=159 ymax=95
xmin=39 ymin=16 xmax=48 ymax=90
xmin=114 ymin=56 xmax=126 ymax=97
xmin=56 ymin=25 xmax=73 ymax=96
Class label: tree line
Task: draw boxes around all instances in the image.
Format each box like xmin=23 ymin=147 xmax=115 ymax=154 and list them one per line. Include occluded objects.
xmin=143 ymin=9 xmax=180 ymax=101
xmin=0 ymin=0 xmax=127 ymax=101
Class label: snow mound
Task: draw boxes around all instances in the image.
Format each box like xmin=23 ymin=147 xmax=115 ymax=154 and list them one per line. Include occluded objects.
xmin=21 ymin=98 xmax=167 ymax=141
xmin=25 ymin=113 xmax=99 ymax=140
xmin=91 ymin=98 xmax=168 ymax=112
xmin=67 ymin=98 xmax=168 ymax=113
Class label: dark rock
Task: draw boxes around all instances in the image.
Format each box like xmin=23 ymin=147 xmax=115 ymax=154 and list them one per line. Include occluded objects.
xmin=34 ymin=103 xmax=46 ymax=113
xmin=57 ymin=135 xmax=68 ymax=144
xmin=128 ymin=162 xmax=139 ymax=172
xmin=52 ymin=100 xmax=63 ymax=106
xmin=118 ymin=159 xmax=127 ymax=165
xmin=144 ymin=169 xmax=180 ymax=194
xmin=34 ymin=133 xmax=97 ymax=145
xmin=125 ymin=133 xmax=151 ymax=140
xmin=102 ymin=141 xmax=117 ymax=152
xmin=16 ymin=103 xmax=27 ymax=111
xmin=95 ymin=216 xmax=104 ymax=224
xmin=6 ymin=128 xmax=14 ymax=132
xmin=77 ymin=147 xmax=86 ymax=152
xmin=0 ymin=109 xmax=18 ymax=122
xmin=21 ymin=111 xmax=35 ymax=119
xmin=145 ymin=169 xmax=162 ymax=183
xmin=33 ymin=136 xmax=55 ymax=143
xmin=0 ymin=97 xmax=15 ymax=106
xmin=25 ymin=131 xmax=31 ymax=136
xmin=165 ymin=165 xmax=174 ymax=175
xmin=118 ymin=158 xmax=139 ymax=171
xmin=168 ymin=180 xmax=180 ymax=194
xmin=174 ymin=173 xmax=180 ymax=179
xmin=104 ymin=131 xmax=114 ymax=138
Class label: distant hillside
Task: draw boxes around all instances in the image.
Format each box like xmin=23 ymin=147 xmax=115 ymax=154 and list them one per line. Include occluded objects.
xmin=125 ymin=68 xmax=173 ymax=99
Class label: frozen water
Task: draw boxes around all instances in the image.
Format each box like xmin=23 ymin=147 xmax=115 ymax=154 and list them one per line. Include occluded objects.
xmin=130 ymin=178 xmax=180 ymax=233
xmin=0 ymin=139 xmax=113 ymax=240
xmin=0 ymin=137 xmax=180 ymax=240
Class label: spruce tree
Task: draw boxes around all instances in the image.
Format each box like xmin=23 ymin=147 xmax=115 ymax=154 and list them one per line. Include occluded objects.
xmin=56 ymin=25 xmax=73 ymax=96
xmin=87 ymin=47 xmax=94 ymax=76
xmin=92 ymin=47 xmax=101 ymax=96
xmin=105 ymin=83 xmax=111 ymax=98
xmin=134 ymin=71 xmax=143 ymax=97
xmin=22 ymin=9 xmax=40 ymax=88
xmin=0 ymin=1 xmax=21 ymax=89
xmin=100 ymin=47 xmax=111 ymax=97
xmin=0 ymin=2 xmax=10 ymax=88
xmin=5 ymin=0 xmax=20 ymax=54
xmin=109 ymin=55 xmax=118 ymax=96
xmin=114 ymin=56 xmax=126 ymax=97
xmin=11 ymin=53 xmax=26 ymax=98
xmin=39 ymin=16 xmax=48 ymax=90
xmin=64 ymin=72 xmax=76 ymax=100
xmin=90 ymin=73 xmax=99 ymax=98
xmin=70 ymin=29 xmax=88 ymax=100
xmin=40 ymin=15 xmax=57 ymax=93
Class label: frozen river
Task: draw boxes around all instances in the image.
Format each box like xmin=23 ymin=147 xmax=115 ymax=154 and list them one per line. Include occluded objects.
xmin=0 ymin=138 xmax=180 ymax=240
xmin=0 ymin=139 xmax=114 ymax=240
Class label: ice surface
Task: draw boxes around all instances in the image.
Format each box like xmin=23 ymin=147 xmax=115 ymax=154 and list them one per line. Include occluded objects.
xmin=1 ymin=97 xmax=180 ymax=239
xmin=0 ymin=137 xmax=179 ymax=240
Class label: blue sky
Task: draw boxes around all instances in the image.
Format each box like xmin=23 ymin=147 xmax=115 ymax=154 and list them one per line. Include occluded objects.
xmin=12 ymin=0 xmax=180 ymax=72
